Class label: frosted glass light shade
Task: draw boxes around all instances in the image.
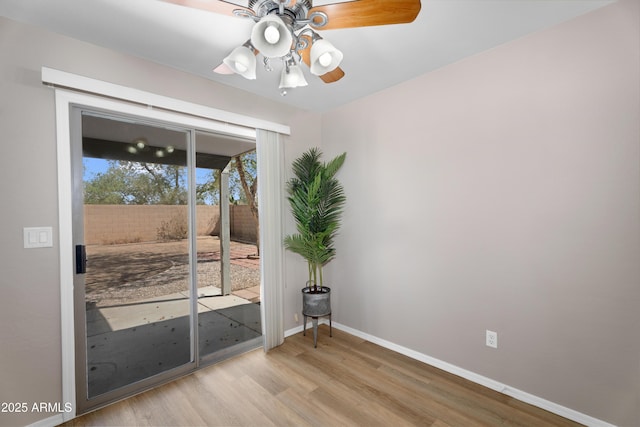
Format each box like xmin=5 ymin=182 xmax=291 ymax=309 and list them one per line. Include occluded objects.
xmin=222 ymin=46 xmax=257 ymax=80
xmin=309 ymin=39 xmax=343 ymax=75
xmin=251 ymin=15 xmax=293 ymax=58
xmin=279 ymin=65 xmax=308 ymax=89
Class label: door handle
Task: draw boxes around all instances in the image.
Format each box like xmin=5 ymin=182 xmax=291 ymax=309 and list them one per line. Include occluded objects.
xmin=75 ymin=244 xmax=87 ymax=274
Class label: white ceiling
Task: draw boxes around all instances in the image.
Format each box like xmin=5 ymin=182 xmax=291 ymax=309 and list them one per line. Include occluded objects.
xmin=0 ymin=0 xmax=613 ymax=112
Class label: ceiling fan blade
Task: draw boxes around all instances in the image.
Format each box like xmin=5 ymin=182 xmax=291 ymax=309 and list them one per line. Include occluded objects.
xmin=213 ymin=63 xmax=234 ymax=74
xmin=161 ymin=0 xmax=252 ymax=17
xmin=309 ymin=0 xmax=421 ymax=30
xmin=318 ymin=66 xmax=345 ymax=83
xmin=298 ymin=35 xmax=345 ymax=83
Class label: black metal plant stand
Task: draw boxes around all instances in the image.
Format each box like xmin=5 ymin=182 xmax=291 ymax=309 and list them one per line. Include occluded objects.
xmin=303 ymin=313 xmax=332 ymax=348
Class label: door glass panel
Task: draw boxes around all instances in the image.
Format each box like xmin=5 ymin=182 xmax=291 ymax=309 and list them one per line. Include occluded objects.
xmin=82 ymin=114 xmax=192 ymax=398
xmin=194 ymin=134 xmax=262 ymax=359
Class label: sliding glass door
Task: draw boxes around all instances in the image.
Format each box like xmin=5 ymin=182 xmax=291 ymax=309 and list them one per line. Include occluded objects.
xmin=72 ymin=108 xmax=261 ymax=413
xmin=194 ymin=135 xmax=262 ymax=362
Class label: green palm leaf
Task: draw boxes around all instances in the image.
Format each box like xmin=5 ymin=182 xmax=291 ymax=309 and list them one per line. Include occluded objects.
xmin=284 ymin=148 xmax=346 ymax=288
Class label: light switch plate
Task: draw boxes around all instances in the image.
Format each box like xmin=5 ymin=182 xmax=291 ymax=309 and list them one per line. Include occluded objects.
xmin=23 ymin=227 xmax=53 ymax=248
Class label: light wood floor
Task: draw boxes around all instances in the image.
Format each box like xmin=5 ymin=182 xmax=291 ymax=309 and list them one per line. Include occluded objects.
xmin=62 ymin=326 xmax=581 ymax=426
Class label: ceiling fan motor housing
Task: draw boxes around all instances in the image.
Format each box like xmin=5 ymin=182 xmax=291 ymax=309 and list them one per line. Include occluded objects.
xmin=249 ymin=0 xmax=313 ymax=31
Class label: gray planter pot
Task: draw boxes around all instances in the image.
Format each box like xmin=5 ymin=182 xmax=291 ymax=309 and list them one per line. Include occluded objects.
xmin=302 ymin=286 xmax=331 ymax=316
xmin=302 ymin=286 xmax=332 ymax=348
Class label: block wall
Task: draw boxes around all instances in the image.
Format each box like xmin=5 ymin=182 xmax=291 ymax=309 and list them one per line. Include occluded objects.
xmin=83 ymin=204 xmax=256 ymax=244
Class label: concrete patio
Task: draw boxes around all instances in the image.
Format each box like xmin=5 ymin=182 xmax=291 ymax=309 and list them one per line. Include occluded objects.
xmin=84 ymin=238 xmax=262 ymax=397
xmin=86 ymin=285 xmax=262 ymax=397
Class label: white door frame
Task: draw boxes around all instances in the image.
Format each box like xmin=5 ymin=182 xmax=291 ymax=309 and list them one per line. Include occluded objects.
xmin=48 ymin=69 xmax=289 ymax=421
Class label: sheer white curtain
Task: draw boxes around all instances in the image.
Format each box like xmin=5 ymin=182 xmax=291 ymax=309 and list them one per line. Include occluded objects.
xmin=256 ymin=129 xmax=285 ymax=350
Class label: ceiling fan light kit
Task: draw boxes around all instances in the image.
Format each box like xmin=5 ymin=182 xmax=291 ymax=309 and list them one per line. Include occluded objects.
xmin=220 ymin=0 xmax=344 ymax=95
xmin=222 ymin=42 xmax=258 ymax=79
xmin=308 ymin=38 xmax=343 ymax=75
xmin=250 ymin=14 xmax=294 ymax=58
xmin=279 ymin=62 xmax=308 ymax=95
xmin=164 ymin=0 xmax=421 ymax=95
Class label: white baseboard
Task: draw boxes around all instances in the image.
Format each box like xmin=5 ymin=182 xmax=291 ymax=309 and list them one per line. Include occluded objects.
xmin=286 ymin=321 xmax=615 ymax=427
xmin=285 ymin=324 xmax=305 ymax=337
xmin=284 ymin=322 xmax=313 ymax=337
xmin=285 ymin=317 xmax=331 ymax=338
xmin=26 ymin=413 xmax=64 ymax=427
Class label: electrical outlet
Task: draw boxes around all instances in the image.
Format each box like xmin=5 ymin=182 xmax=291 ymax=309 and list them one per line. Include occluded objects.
xmin=486 ymin=330 xmax=498 ymax=348
xmin=294 ymin=313 xmax=299 ymax=323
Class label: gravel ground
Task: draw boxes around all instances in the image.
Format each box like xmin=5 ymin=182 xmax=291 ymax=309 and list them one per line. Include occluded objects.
xmin=85 ymin=237 xmax=260 ymax=307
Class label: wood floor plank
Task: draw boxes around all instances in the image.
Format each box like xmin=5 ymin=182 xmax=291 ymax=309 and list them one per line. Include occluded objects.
xmin=276 ymin=387 xmax=351 ymax=427
xmin=297 ymin=336 xmax=468 ymax=426
xmin=351 ymin=339 xmax=557 ymax=426
xmin=234 ymin=374 xmax=311 ymax=426
xmin=194 ymin=360 xmax=280 ymax=426
xmin=62 ymin=327 xmax=582 ymax=427
xmin=173 ymin=375 xmax=243 ymax=426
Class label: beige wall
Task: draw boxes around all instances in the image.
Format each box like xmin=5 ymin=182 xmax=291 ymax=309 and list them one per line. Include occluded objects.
xmin=0 ymin=16 xmax=318 ymax=426
xmin=322 ymin=1 xmax=639 ymax=425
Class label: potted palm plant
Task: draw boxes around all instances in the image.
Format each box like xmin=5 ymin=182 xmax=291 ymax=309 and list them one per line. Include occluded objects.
xmin=284 ymin=148 xmax=346 ymax=347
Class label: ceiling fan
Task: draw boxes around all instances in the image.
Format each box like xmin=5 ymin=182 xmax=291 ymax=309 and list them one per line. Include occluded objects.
xmin=162 ymin=0 xmax=421 ymax=95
